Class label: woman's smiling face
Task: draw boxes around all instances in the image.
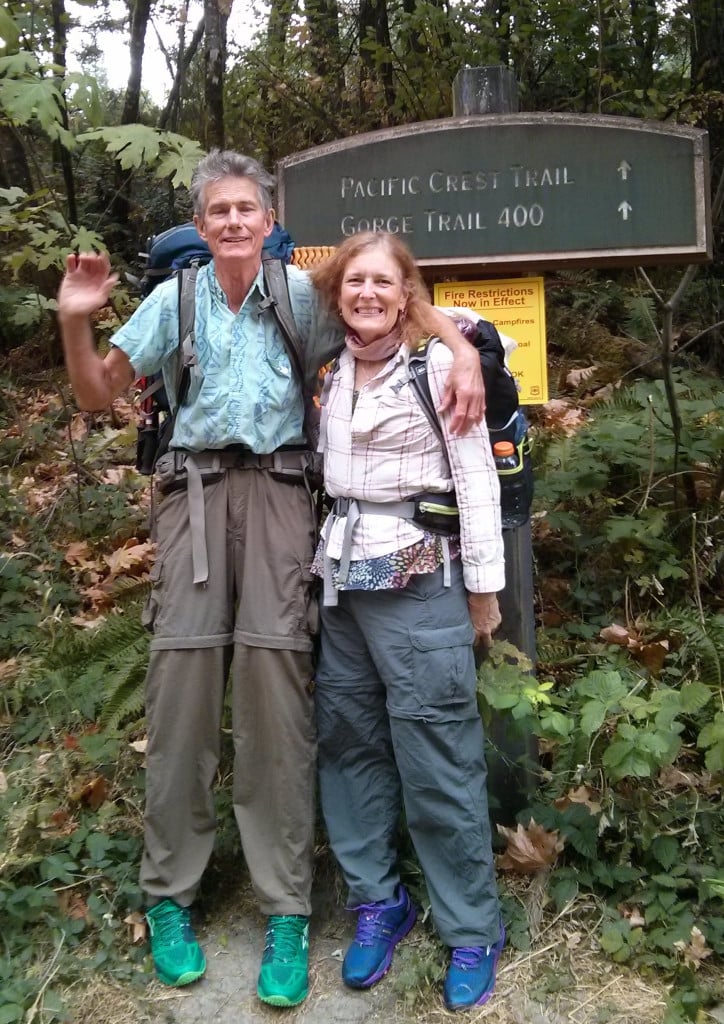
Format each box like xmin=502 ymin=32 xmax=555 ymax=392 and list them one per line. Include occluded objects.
xmin=338 ymin=249 xmax=408 ymax=344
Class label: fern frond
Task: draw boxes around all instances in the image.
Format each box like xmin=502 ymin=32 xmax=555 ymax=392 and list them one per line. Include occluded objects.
xmin=665 ymin=610 xmax=724 ymax=689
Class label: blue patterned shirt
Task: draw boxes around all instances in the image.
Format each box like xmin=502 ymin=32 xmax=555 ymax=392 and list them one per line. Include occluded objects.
xmin=113 ymin=261 xmax=342 ymax=453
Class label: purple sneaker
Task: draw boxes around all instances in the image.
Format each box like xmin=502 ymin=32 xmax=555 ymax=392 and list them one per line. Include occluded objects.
xmin=342 ymin=884 xmax=417 ymax=988
xmin=443 ymin=922 xmax=505 ymax=1010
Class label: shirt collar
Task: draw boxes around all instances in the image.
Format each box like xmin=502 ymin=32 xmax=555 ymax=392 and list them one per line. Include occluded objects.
xmin=207 ymin=259 xmax=266 ymax=309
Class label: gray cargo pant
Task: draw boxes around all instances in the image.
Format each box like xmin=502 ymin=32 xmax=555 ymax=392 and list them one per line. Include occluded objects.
xmin=140 ymin=464 xmax=318 ymax=915
xmin=315 ymin=562 xmax=500 ymax=947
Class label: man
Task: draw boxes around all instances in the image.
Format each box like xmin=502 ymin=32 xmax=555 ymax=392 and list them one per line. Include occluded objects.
xmin=56 ymin=150 xmax=484 ymax=1007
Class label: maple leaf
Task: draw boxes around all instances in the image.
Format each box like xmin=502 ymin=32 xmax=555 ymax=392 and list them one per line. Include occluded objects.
xmin=58 ymin=890 xmax=90 ymax=922
xmin=673 ymin=926 xmax=712 ymax=970
xmin=70 ymin=612 xmax=108 ymax=628
xmin=620 ymin=904 xmax=646 ymax=928
xmin=101 ymin=467 xmax=130 ymax=486
xmin=554 ymin=785 xmax=602 ymax=815
xmin=496 ymin=819 xmax=565 ymax=872
xmin=600 ymin=623 xmax=636 ymax=648
xmin=124 ymin=910 xmax=148 ymax=945
xmin=110 ymin=396 xmax=135 ymax=424
xmin=566 ymin=365 xmax=598 ymax=388
xmin=633 ymin=640 xmax=669 ymax=676
xmin=64 ymin=541 xmax=93 ymax=567
xmin=104 ymin=540 xmax=155 ymax=578
xmin=0 ymin=658 xmax=19 ymax=683
xmin=540 ymin=398 xmax=588 ymax=436
xmin=70 ymin=411 xmax=90 ymax=442
xmin=70 ymin=775 xmax=108 ymax=811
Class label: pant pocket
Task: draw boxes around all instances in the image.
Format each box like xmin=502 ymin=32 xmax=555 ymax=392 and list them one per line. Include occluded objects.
xmin=141 ymin=558 xmax=164 ymax=632
xmin=409 ymin=622 xmax=476 ymax=707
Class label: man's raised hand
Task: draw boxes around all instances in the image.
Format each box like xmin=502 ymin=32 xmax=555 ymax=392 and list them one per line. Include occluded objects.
xmin=58 ymin=252 xmax=119 ymax=319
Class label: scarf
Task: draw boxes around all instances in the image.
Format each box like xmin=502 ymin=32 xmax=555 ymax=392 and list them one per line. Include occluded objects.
xmin=344 ymin=326 xmax=403 ymax=362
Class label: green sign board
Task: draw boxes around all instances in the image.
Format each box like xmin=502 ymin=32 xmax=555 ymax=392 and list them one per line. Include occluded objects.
xmin=276 ymin=114 xmax=710 ymax=269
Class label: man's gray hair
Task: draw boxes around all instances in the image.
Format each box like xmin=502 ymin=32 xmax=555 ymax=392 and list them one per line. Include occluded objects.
xmin=190 ymin=150 xmax=276 ymax=216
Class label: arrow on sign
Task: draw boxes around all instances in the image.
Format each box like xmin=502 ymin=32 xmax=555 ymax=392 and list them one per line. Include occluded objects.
xmin=618 ymin=160 xmax=632 ymax=180
xmin=618 ymin=201 xmax=633 ymax=220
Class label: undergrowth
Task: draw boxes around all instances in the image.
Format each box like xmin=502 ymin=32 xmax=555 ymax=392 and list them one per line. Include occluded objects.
xmin=0 ymin=320 xmax=722 ymax=1021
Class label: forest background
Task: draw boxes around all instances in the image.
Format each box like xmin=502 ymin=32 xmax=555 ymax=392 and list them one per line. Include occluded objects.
xmin=0 ymin=1 xmax=722 ymax=1022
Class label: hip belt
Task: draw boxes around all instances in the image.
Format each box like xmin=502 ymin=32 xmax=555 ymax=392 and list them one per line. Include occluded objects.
xmin=322 ymin=494 xmax=454 ymax=607
xmin=155 ymin=448 xmax=314 ymax=585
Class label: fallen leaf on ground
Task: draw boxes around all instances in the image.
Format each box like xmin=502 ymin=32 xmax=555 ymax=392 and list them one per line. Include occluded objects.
xmin=125 ymin=911 xmax=147 ymax=945
xmin=673 ymin=926 xmax=712 ymax=970
xmin=566 ymin=365 xmax=598 ymax=387
xmin=497 ymin=819 xmax=565 ymax=872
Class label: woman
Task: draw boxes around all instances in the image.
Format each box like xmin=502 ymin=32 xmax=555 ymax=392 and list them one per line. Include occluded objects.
xmin=310 ymin=232 xmax=505 ymax=1011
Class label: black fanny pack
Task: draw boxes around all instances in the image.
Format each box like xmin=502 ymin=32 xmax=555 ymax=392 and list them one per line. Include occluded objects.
xmin=410 ymin=491 xmax=460 ymax=536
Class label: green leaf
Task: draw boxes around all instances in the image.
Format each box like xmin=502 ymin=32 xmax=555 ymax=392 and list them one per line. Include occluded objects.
xmin=0 ymin=8 xmax=21 ymax=52
xmin=602 ymin=739 xmax=652 ymax=779
xmin=64 ymin=72 xmax=103 ymax=127
xmin=575 ymin=669 xmax=628 ymax=705
xmin=78 ymin=124 xmax=163 ymax=170
xmin=678 ymin=681 xmax=712 ymax=714
xmin=539 ymin=709 xmax=572 ymax=738
xmin=698 ymin=711 xmax=724 ymax=771
xmin=0 ymin=187 xmax=27 ymax=205
xmin=0 ymin=1005 xmax=24 ymax=1024
xmin=599 ymin=922 xmax=627 ymax=954
xmin=651 ymin=835 xmax=679 ymax=871
xmin=0 ymin=78 xmax=64 ymax=133
xmin=580 ymin=698 xmax=607 ymax=735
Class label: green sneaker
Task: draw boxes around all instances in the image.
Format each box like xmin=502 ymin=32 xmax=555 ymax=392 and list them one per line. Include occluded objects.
xmin=146 ymin=899 xmax=206 ymax=987
xmin=257 ymin=914 xmax=310 ymax=1007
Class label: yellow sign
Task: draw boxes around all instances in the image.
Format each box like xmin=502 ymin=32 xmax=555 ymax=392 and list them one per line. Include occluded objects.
xmin=433 ymin=277 xmax=548 ymax=404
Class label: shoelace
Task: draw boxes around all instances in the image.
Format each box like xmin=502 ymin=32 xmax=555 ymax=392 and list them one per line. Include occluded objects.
xmin=153 ymin=904 xmax=191 ymax=943
xmin=353 ymin=903 xmax=398 ymax=946
xmin=265 ymin=916 xmax=305 ymax=961
xmin=450 ymin=946 xmax=489 ymax=970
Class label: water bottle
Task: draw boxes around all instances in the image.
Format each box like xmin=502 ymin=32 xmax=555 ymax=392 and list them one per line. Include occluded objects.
xmin=493 ymin=440 xmax=530 ymax=529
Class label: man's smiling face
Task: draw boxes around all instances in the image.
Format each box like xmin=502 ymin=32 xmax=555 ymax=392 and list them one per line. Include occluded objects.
xmin=194 ymin=176 xmax=274 ymax=267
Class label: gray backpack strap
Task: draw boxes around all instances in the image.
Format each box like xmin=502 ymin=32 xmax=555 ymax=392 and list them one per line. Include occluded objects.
xmin=174 ymin=265 xmax=199 ymax=407
xmin=260 ymin=255 xmax=321 ymax=451
xmin=153 ymin=266 xmax=199 ymax=466
xmin=260 ymin=255 xmax=305 ymax=388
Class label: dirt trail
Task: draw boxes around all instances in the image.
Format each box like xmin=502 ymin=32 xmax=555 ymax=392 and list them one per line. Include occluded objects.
xmin=139 ymin=875 xmax=668 ymax=1024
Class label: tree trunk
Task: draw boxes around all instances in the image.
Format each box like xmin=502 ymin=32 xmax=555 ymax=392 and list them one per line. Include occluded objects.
xmin=359 ymin=0 xmax=395 ymax=113
xmin=121 ymin=0 xmax=154 ymax=124
xmin=51 ymin=0 xmax=77 ymax=226
xmin=305 ymin=0 xmax=344 ymax=91
xmin=204 ymin=0 xmax=231 ymax=150
xmin=0 ymin=126 xmax=33 ymax=192
xmin=689 ymin=0 xmax=724 ymax=93
xmin=267 ymin=0 xmax=297 ymax=60
xmin=110 ymin=0 xmax=154 ymax=241
xmin=629 ymin=0 xmax=658 ymax=92
xmin=159 ymin=15 xmax=205 ymax=131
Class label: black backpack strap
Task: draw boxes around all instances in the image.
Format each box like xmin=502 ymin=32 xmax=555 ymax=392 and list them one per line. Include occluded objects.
xmin=407 ymin=337 xmax=445 ymax=447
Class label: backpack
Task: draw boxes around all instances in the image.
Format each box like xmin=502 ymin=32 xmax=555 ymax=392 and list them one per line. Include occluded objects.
xmin=406 ymin=321 xmax=533 ymax=529
xmin=134 ymin=221 xmax=300 ymax=474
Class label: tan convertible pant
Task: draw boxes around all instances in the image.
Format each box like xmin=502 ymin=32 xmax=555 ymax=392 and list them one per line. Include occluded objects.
xmin=139 ymin=466 xmax=319 ymax=915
